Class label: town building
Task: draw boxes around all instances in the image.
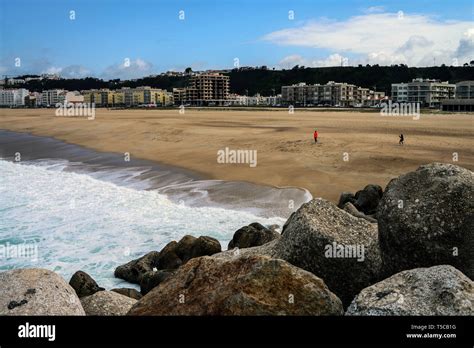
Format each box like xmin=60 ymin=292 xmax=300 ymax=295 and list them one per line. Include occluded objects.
xmin=173 ymin=88 xmax=187 ymax=105
xmin=227 ymin=93 xmax=266 ymax=106
xmin=82 ymin=87 xmax=172 ymax=107
xmin=392 ymin=79 xmax=455 ymax=107
xmin=391 ymin=83 xmax=409 ymax=103
xmin=440 ymin=98 xmax=474 ymax=112
xmin=176 ymin=73 xmax=230 ymax=105
xmin=366 ymin=90 xmax=387 ymax=106
xmin=41 ymin=89 xmax=66 ymax=106
xmin=282 ymin=83 xmax=319 ymax=106
xmin=407 ymin=79 xmax=455 ymax=107
xmin=6 ymin=78 xmax=26 ymax=85
xmin=25 ymin=92 xmax=42 ymax=107
xmin=440 ymin=81 xmax=474 ymax=112
xmin=455 ymin=81 xmax=474 ymax=99
xmin=64 ymin=91 xmax=84 ymax=104
xmin=281 ymin=82 xmax=382 ymax=107
xmin=0 ymin=88 xmax=29 ymax=106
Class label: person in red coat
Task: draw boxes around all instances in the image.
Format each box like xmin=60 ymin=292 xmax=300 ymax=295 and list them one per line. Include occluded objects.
xmin=314 ymin=129 xmax=318 ymax=143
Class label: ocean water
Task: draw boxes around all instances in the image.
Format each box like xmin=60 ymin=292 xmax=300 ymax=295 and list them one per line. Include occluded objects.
xmin=0 ymin=159 xmax=286 ymax=289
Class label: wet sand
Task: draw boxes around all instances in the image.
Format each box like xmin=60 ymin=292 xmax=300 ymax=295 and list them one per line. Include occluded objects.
xmin=0 ymin=130 xmax=309 ymax=218
xmin=0 ymin=108 xmax=472 ymax=202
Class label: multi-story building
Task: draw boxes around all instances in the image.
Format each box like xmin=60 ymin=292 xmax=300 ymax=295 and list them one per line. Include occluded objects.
xmin=0 ymin=88 xmax=29 ymax=106
xmin=173 ymin=88 xmax=187 ymax=105
xmin=82 ymin=89 xmax=113 ymax=106
xmin=391 ymin=83 xmax=409 ymax=103
xmin=184 ymin=73 xmax=230 ymax=105
xmin=123 ymin=86 xmax=173 ymax=106
xmin=25 ymin=92 xmax=42 ymax=107
xmin=266 ymin=94 xmax=282 ymax=106
xmin=41 ymin=89 xmax=66 ymax=106
xmin=282 ymin=83 xmax=320 ymax=106
xmin=353 ymin=87 xmax=370 ymax=106
xmin=109 ymin=90 xmax=125 ymax=105
xmin=82 ymin=87 xmax=172 ymax=107
xmin=366 ymin=90 xmax=386 ymax=106
xmin=440 ymin=81 xmax=474 ymax=112
xmin=455 ymin=81 xmax=474 ymax=99
xmin=281 ymin=81 xmax=379 ymax=107
xmin=411 ymin=79 xmax=454 ymax=107
xmin=227 ymin=93 xmax=281 ymax=106
xmin=323 ymin=81 xmax=356 ymax=106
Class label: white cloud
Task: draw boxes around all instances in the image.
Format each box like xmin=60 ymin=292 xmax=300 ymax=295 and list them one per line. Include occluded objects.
xmin=42 ymin=66 xmax=62 ymax=75
xmin=61 ymin=65 xmax=91 ymax=78
xmin=41 ymin=65 xmax=91 ymax=78
xmin=312 ymin=53 xmax=349 ymax=67
xmin=279 ymin=53 xmax=350 ymax=69
xmin=263 ymin=12 xmax=474 ymax=66
xmin=455 ymin=28 xmax=474 ymax=60
xmin=278 ymin=54 xmax=306 ymax=68
xmin=101 ymin=58 xmax=154 ymax=80
xmin=364 ymin=6 xmax=385 ymax=14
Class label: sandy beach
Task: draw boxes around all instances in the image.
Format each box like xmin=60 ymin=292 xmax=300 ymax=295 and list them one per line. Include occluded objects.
xmin=0 ymin=108 xmax=472 ymax=202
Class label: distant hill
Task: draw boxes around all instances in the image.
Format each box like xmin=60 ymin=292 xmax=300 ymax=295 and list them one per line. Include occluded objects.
xmin=9 ymin=65 xmax=474 ymax=96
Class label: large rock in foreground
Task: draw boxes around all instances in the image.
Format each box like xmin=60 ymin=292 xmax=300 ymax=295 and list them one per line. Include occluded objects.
xmin=128 ymin=255 xmax=343 ymax=316
xmin=69 ymin=271 xmax=104 ymax=298
xmin=377 ymin=163 xmax=474 ymax=279
xmin=274 ymin=198 xmax=382 ymax=306
xmin=0 ymin=269 xmax=85 ymax=315
xmin=81 ymin=291 xmax=137 ymax=316
xmin=346 ymin=265 xmax=474 ymax=316
xmin=228 ymin=222 xmax=280 ymax=249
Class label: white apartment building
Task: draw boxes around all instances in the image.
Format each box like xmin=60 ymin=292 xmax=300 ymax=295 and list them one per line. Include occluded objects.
xmin=408 ymin=79 xmax=455 ymax=107
xmin=391 ymin=83 xmax=409 ymax=103
xmin=392 ymin=79 xmax=456 ymax=106
xmin=0 ymin=88 xmax=29 ymax=106
xmin=282 ymin=82 xmax=381 ymax=107
xmin=392 ymin=79 xmax=455 ymax=107
xmin=227 ymin=93 xmax=262 ymax=106
xmin=42 ymin=89 xmax=66 ymax=106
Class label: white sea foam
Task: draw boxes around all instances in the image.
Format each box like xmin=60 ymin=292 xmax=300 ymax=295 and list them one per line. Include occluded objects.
xmin=0 ymin=159 xmax=285 ymax=289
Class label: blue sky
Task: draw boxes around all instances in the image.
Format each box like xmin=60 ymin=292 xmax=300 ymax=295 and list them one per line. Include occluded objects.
xmin=1 ymin=0 xmax=473 ymax=79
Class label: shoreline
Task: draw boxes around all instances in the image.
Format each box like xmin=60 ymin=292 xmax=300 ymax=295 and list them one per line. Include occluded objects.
xmin=0 ymin=108 xmax=472 ymax=203
xmin=0 ymin=129 xmax=310 ymax=219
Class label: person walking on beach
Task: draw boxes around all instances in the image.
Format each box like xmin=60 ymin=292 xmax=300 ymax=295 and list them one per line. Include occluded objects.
xmin=314 ymin=129 xmax=319 ymax=143
xmin=399 ymin=133 xmax=404 ymax=145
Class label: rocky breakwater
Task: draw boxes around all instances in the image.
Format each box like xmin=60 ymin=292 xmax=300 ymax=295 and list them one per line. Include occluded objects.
xmin=216 ymin=199 xmax=382 ymax=307
xmin=127 ymin=255 xmax=343 ymax=315
xmin=1 ymin=162 xmax=472 ymax=316
xmin=214 ymin=163 xmax=473 ymax=314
